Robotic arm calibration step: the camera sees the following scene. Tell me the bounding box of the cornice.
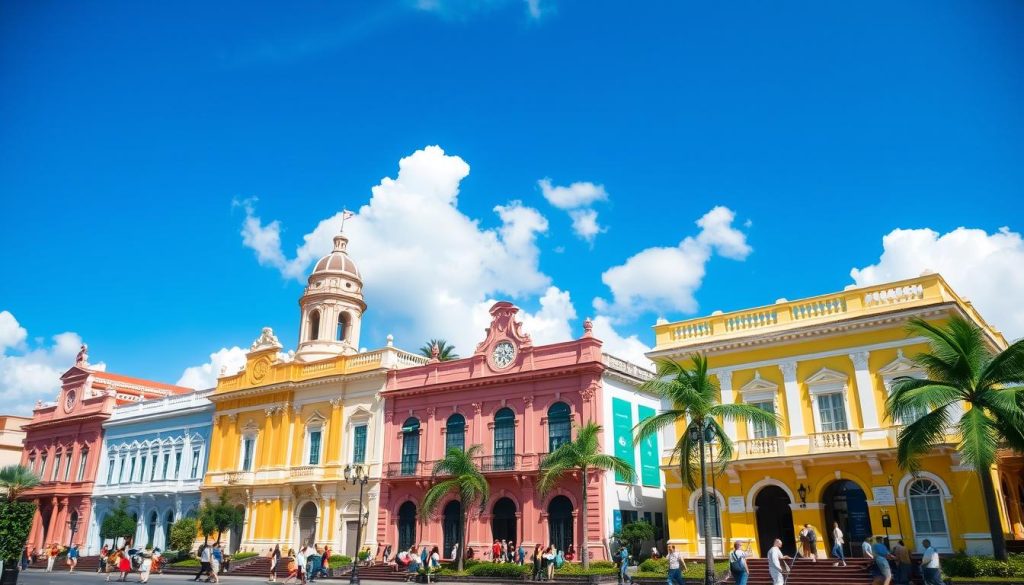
[383,362,605,399]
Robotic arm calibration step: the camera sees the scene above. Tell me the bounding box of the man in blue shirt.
[618,546,632,584]
[871,537,893,585]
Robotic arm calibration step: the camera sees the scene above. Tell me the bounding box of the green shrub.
[554,562,617,576]
[640,557,668,574]
[0,501,36,562]
[168,518,198,552]
[466,562,531,579]
[173,559,201,567]
[329,554,352,566]
[231,551,259,561]
[943,554,1024,578]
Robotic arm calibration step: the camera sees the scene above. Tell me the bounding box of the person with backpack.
[729,541,750,585]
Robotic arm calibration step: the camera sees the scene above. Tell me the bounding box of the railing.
[289,465,324,479]
[479,454,519,472]
[384,454,531,478]
[225,471,254,485]
[109,389,214,420]
[737,436,785,457]
[653,273,1004,349]
[385,461,424,478]
[809,430,859,452]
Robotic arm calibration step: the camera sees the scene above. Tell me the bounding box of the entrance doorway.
[345,521,359,557]
[491,498,517,543]
[547,496,574,553]
[754,486,795,556]
[398,502,417,552]
[823,480,872,557]
[443,501,462,559]
[297,502,318,548]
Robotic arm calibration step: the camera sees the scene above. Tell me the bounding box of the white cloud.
[176,346,248,389]
[594,206,751,317]
[850,226,1024,340]
[0,311,28,352]
[538,178,609,244]
[236,198,288,271]
[590,315,653,368]
[516,286,578,344]
[0,312,106,415]
[538,178,608,210]
[568,209,605,245]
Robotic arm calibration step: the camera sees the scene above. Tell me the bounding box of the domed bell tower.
[295,230,366,362]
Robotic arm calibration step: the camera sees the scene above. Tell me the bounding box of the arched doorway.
[823,480,872,557]
[547,496,574,553]
[147,511,158,547]
[491,498,517,543]
[443,501,462,559]
[907,479,951,552]
[398,502,417,552]
[754,486,795,556]
[164,510,174,549]
[297,502,318,548]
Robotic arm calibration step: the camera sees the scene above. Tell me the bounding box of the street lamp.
[797,484,807,507]
[344,464,369,585]
[67,512,80,551]
[689,421,715,585]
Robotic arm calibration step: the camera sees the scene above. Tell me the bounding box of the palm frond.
[957,405,1000,471]
[896,405,954,472]
[979,337,1024,388]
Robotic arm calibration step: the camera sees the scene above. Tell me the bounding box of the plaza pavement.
[16,571,398,585]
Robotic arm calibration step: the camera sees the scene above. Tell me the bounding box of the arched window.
[308,310,321,341]
[336,313,349,342]
[147,511,158,547]
[401,418,420,476]
[446,414,466,453]
[696,492,722,539]
[164,510,174,547]
[909,479,947,535]
[493,408,515,471]
[547,402,571,452]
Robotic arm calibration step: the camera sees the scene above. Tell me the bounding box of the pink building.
[20,346,190,552]
[377,302,663,562]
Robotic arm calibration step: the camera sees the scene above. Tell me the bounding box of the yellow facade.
[649,273,1020,558]
[202,338,427,555]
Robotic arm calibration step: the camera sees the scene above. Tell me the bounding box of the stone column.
[55,498,69,546]
[850,351,886,440]
[280,495,292,545]
[717,371,737,438]
[779,362,807,445]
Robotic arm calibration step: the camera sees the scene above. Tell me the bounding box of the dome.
[311,234,361,279]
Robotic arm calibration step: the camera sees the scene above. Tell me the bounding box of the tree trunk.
[700,432,714,584]
[458,501,466,572]
[581,464,589,570]
[979,466,1008,560]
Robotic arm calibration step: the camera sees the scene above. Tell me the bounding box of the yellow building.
[649,273,1022,558]
[202,231,427,555]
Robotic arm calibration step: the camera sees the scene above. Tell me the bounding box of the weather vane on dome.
[340,209,355,233]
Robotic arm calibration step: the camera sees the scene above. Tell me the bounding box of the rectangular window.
[129,457,137,482]
[353,426,367,464]
[174,451,182,478]
[308,430,322,465]
[139,457,146,483]
[621,510,639,525]
[117,458,125,483]
[817,394,848,431]
[751,401,778,438]
[162,453,170,480]
[76,451,88,482]
[52,453,62,481]
[40,455,47,479]
[612,398,636,483]
[242,439,254,471]
[191,448,201,478]
[150,455,157,481]
[106,459,115,484]
[637,404,660,488]
[63,453,72,481]
[654,512,665,540]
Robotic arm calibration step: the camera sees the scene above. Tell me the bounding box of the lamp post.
[797,484,807,508]
[690,421,715,585]
[344,464,369,585]
[887,474,904,544]
[67,513,79,551]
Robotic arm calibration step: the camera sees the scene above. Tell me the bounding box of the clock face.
[492,341,516,369]
[64,390,77,413]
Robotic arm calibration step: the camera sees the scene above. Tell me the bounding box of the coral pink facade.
[20,350,190,552]
[377,302,617,561]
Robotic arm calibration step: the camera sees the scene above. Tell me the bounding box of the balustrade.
[809,430,859,452]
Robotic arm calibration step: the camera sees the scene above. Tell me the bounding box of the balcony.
[479,454,520,472]
[809,430,860,453]
[737,436,786,458]
[652,273,1007,351]
[385,454,535,479]
[225,471,254,485]
[289,465,325,480]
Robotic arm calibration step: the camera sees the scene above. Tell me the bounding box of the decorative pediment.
[346,406,372,427]
[305,409,327,425]
[241,419,260,434]
[473,301,533,356]
[805,367,848,396]
[878,349,921,378]
[740,371,778,395]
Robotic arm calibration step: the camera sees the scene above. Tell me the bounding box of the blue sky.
[1,0,1022,412]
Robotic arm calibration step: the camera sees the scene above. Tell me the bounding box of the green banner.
[637,405,660,487]
[612,398,636,483]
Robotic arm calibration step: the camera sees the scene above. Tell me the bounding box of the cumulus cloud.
[590,315,653,368]
[594,206,752,317]
[176,346,249,389]
[538,178,609,244]
[850,226,1024,340]
[0,312,106,415]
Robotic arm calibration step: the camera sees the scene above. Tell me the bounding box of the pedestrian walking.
[768,538,791,585]
[920,540,942,585]
[666,545,686,585]
[269,544,281,582]
[729,541,750,585]
[45,543,58,572]
[831,522,847,566]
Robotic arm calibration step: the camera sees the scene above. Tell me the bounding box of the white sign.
[872,486,896,505]
[728,496,746,513]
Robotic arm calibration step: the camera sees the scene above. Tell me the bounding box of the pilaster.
[717,371,737,438]
[850,351,886,440]
[779,361,807,445]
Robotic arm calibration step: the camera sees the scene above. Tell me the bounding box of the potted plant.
[0,465,41,585]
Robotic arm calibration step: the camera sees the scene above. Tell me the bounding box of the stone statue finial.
[250,327,283,352]
[386,334,394,348]
[428,343,440,364]
[75,344,89,367]
[582,317,594,338]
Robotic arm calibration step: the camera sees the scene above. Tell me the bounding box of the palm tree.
[632,354,779,580]
[419,339,459,361]
[421,445,489,572]
[0,464,40,500]
[538,422,635,570]
[886,316,1024,561]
